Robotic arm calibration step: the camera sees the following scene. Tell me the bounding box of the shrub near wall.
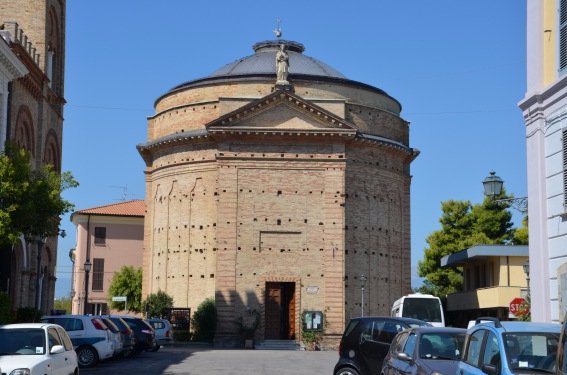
[191,298,216,342]
[0,292,13,324]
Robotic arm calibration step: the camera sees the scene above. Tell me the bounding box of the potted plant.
[235,308,260,349]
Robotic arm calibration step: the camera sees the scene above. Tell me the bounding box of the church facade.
[138,39,417,345]
[0,0,66,314]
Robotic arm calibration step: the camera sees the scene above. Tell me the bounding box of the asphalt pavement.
[81,345,339,375]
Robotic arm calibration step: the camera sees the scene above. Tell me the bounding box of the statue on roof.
[276,44,289,85]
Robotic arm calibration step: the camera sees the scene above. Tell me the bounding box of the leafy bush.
[15,307,41,323]
[0,292,14,324]
[191,298,216,341]
[173,330,192,342]
[143,290,173,318]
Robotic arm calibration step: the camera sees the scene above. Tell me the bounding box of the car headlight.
[10,369,31,375]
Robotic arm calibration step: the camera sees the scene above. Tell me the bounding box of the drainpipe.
[84,215,91,314]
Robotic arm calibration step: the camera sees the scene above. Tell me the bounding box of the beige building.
[70,200,144,315]
[0,0,66,314]
[441,245,529,327]
[137,38,418,346]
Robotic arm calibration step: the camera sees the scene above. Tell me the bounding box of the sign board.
[509,297,528,317]
[112,296,127,302]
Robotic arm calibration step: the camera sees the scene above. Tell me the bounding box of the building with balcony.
[441,245,528,327]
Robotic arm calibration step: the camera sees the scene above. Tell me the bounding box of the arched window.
[43,130,61,172]
[14,106,34,155]
[47,6,61,94]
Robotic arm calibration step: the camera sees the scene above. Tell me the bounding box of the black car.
[99,315,137,357]
[333,316,430,375]
[118,315,157,353]
[381,326,466,375]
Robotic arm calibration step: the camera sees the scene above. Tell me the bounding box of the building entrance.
[265,282,295,340]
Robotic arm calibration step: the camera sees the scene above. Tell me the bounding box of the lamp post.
[83,260,92,314]
[34,236,45,311]
[360,274,368,317]
[482,171,528,213]
[523,259,530,300]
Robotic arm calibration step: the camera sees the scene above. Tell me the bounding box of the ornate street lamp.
[523,259,530,300]
[84,260,92,314]
[360,274,368,317]
[482,171,528,213]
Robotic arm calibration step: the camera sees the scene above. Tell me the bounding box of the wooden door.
[286,283,296,339]
[265,283,281,339]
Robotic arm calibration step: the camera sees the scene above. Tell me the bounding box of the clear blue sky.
[55,1,527,297]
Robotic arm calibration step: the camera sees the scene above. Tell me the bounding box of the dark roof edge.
[154,74,402,113]
[440,244,529,267]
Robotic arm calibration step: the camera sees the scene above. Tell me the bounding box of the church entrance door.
[265,282,295,340]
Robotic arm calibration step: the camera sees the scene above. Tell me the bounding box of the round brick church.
[137,38,417,346]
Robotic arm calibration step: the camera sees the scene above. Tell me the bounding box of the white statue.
[276,44,289,85]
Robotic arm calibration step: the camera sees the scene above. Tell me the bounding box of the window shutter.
[561,0,567,70]
[92,258,104,291]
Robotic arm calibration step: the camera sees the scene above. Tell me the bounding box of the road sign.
[509,297,529,317]
[112,296,127,302]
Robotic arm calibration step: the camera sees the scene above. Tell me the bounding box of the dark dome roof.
[207,40,346,79]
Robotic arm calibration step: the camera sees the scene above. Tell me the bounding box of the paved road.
[81,346,339,375]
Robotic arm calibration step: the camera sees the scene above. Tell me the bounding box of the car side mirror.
[481,363,498,375]
[50,345,65,354]
[397,352,413,362]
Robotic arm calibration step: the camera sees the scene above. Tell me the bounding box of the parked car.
[98,316,123,357]
[381,326,466,375]
[99,315,136,357]
[333,316,431,375]
[41,314,114,368]
[146,318,174,351]
[118,315,157,353]
[458,317,560,375]
[557,312,567,374]
[0,322,79,375]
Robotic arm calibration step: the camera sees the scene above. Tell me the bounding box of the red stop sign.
[509,297,528,316]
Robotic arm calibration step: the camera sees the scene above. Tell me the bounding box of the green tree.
[53,297,72,313]
[108,266,142,312]
[191,298,216,341]
[0,144,78,246]
[417,197,516,297]
[143,290,174,318]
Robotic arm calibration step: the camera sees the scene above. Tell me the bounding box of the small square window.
[94,227,106,245]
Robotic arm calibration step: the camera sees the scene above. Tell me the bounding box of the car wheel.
[77,346,99,368]
[147,343,160,352]
[335,368,360,375]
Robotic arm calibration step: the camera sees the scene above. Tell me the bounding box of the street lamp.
[360,274,368,317]
[83,260,92,314]
[482,171,528,213]
[34,236,46,311]
[523,259,530,300]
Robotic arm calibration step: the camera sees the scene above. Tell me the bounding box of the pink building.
[70,200,144,314]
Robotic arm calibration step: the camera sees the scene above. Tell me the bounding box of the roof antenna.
[273,18,282,39]
[110,185,132,201]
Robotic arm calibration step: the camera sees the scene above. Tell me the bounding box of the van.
[391,293,445,327]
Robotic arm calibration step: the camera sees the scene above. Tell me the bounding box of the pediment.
[206,90,356,135]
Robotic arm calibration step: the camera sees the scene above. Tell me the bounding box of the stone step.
[254,340,300,350]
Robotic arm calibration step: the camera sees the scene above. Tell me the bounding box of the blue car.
[458,317,560,375]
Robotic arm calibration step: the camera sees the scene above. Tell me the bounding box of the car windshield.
[402,298,442,323]
[0,328,46,355]
[419,332,465,360]
[504,332,559,372]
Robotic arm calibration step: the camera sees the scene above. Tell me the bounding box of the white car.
[42,314,114,368]
[0,322,79,375]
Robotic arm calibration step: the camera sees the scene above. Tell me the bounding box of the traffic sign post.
[509,297,529,317]
[112,296,128,312]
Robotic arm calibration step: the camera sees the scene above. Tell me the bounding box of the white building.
[518,0,567,322]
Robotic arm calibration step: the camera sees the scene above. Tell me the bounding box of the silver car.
[146,319,173,351]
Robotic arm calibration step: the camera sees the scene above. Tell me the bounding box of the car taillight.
[338,340,342,353]
[92,319,105,330]
[121,328,131,335]
[165,330,170,337]
[141,329,153,335]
